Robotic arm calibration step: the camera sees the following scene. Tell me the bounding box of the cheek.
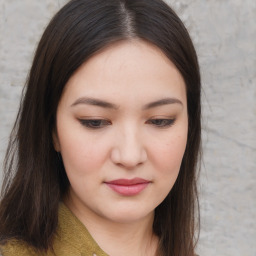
[150,133,187,176]
[145,132,187,207]
[57,128,110,176]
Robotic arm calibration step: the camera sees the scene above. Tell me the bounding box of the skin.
[53,39,188,256]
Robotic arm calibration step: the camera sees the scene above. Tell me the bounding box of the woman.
[0,0,201,255]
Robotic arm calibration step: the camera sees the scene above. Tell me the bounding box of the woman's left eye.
[146,118,175,128]
[78,119,111,129]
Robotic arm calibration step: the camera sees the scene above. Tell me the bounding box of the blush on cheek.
[155,139,185,163]
[63,144,108,176]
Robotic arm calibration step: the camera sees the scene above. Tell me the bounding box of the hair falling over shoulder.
[0,0,201,255]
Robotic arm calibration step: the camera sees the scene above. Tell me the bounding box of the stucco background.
[0,0,255,255]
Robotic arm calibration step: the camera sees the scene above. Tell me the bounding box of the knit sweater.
[0,203,108,256]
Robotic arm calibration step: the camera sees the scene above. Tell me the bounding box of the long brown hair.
[0,0,201,255]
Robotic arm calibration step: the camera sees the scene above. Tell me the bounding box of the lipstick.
[104,178,150,196]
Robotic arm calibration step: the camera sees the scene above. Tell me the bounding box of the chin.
[100,205,155,224]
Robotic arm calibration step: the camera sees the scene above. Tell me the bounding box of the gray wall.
[0,0,255,255]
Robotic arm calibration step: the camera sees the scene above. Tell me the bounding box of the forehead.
[61,39,186,107]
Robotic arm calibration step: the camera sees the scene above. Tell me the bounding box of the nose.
[110,126,147,169]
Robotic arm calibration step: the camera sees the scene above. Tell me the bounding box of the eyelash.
[78,118,176,129]
[78,119,112,129]
[146,118,176,128]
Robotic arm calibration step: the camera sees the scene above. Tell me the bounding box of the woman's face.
[54,40,188,223]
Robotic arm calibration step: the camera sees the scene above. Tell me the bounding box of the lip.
[104,178,150,196]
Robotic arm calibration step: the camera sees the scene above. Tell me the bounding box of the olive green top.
[0,202,108,256]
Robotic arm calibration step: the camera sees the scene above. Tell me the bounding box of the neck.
[91,217,158,256]
[64,195,159,256]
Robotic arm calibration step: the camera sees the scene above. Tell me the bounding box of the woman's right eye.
[78,119,111,129]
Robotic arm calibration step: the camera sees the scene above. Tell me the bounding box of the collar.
[55,202,108,256]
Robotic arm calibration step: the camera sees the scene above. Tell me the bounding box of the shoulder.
[0,240,56,256]
[0,240,42,256]
[0,203,108,256]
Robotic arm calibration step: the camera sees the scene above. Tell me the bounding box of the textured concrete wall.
[0,1,255,255]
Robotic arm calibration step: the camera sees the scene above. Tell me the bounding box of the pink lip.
[104,178,150,196]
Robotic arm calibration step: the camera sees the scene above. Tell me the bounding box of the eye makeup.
[78,119,112,129]
[146,118,176,128]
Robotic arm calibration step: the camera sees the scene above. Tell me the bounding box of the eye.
[146,118,175,128]
[78,119,111,129]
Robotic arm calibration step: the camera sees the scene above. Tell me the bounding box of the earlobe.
[52,130,60,152]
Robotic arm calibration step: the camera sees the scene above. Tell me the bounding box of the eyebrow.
[142,98,183,110]
[71,97,119,109]
[70,97,183,110]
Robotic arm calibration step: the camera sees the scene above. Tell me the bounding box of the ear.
[52,130,60,152]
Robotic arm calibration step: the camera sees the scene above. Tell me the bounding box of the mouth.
[104,178,151,196]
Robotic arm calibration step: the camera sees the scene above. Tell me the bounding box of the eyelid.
[146,117,176,128]
[78,118,112,129]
